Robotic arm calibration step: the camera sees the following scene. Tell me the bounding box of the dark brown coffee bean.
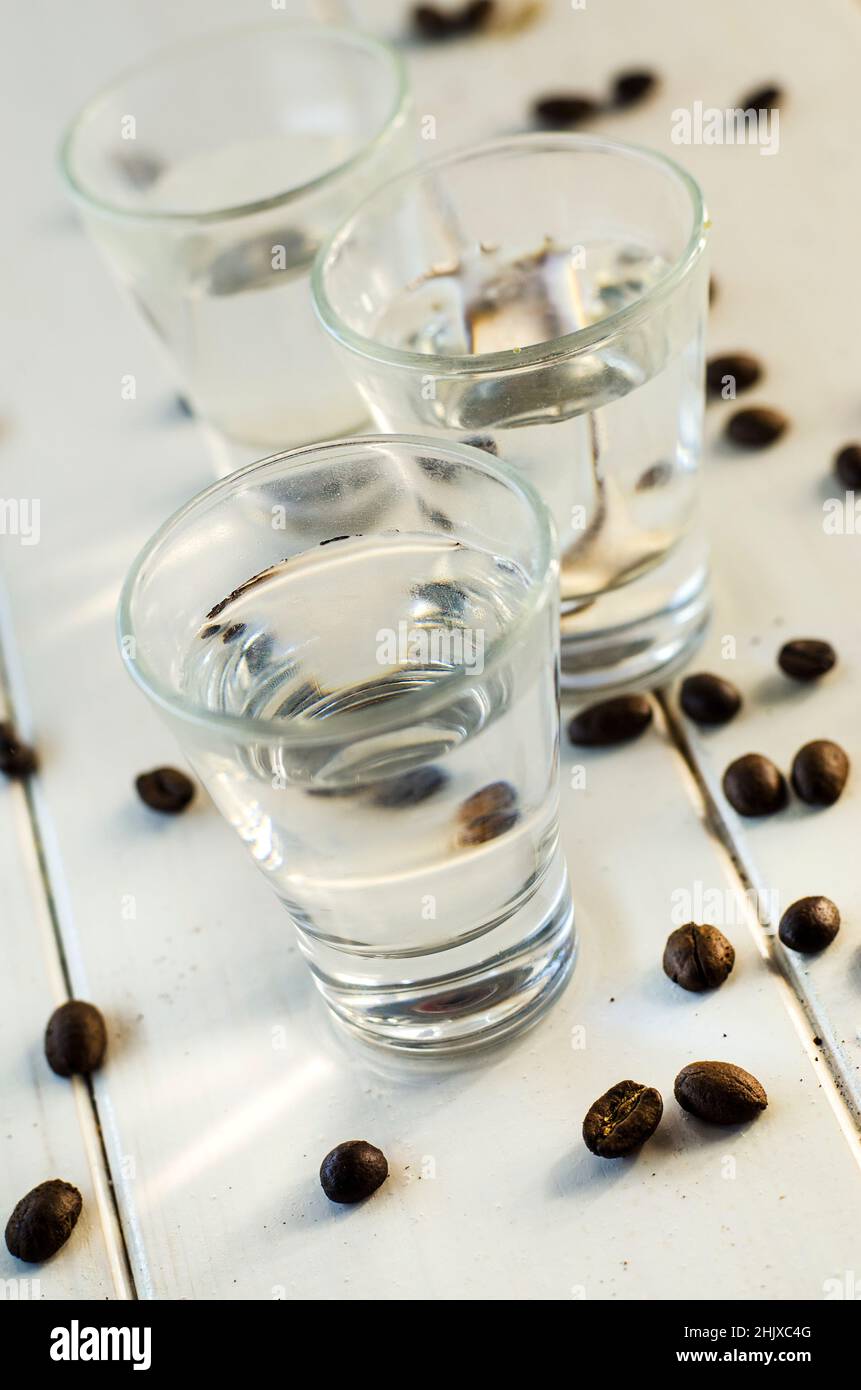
[611,70,658,108]
[679,672,742,726]
[135,766,195,814]
[635,460,673,490]
[778,895,840,953]
[461,434,498,455]
[457,808,519,846]
[722,753,787,817]
[568,694,653,748]
[0,722,37,779]
[663,923,735,992]
[413,0,493,39]
[532,94,601,128]
[5,1180,82,1263]
[372,766,447,808]
[582,1080,663,1158]
[706,353,762,398]
[674,1061,767,1125]
[320,1140,388,1204]
[458,781,517,824]
[738,84,782,113]
[791,739,849,806]
[778,638,836,681]
[835,443,861,488]
[45,1001,107,1078]
[725,406,787,448]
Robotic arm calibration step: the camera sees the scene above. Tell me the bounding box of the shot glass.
[312,134,710,690]
[119,436,574,1052]
[60,23,412,451]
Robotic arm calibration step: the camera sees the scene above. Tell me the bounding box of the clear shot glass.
[60,23,412,451]
[119,436,574,1052]
[312,134,710,690]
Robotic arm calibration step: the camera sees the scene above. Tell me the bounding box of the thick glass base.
[560,540,710,693]
[296,852,575,1054]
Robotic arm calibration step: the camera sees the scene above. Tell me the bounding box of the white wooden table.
[3,0,861,1300]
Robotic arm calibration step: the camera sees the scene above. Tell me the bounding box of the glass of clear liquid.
[119,436,574,1052]
[312,134,710,690]
[60,23,412,454]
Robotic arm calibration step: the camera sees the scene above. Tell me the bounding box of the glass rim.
[311,131,709,376]
[117,434,557,747]
[58,21,410,226]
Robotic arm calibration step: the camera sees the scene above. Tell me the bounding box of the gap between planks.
[0,585,138,1300]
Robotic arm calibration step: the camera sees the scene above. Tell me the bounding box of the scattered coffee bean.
[778,638,836,681]
[568,694,653,747]
[662,923,735,992]
[582,1079,663,1158]
[791,739,849,807]
[835,443,861,489]
[0,722,37,779]
[778,895,840,953]
[319,1140,388,1204]
[722,753,787,817]
[372,766,447,808]
[461,434,498,455]
[458,781,517,823]
[610,70,658,108]
[635,460,673,490]
[725,406,787,448]
[45,1001,107,1078]
[135,766,195,814]
[738,84,782,113]
[5,1180,82,1263]
[706,352,762,398]
[674,1061,767,1125]
[532,94,601,128]
[413,0,493,40]
[457,808,519,846]
[679,672,742,726]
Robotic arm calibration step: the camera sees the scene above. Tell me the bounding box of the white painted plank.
[2,0,861,1300]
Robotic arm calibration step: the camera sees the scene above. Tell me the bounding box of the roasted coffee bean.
[582,1079,663,1158]
[458,780,517,824]
[835,443,861,488]
[791,739,849,806]
[532,94,601,128]
[135,766,195,814]
[663,923,735,992]
[722,753,787,817]
[679,672,742,726]
[0,722,37,779]
[674,1061,767,1125]
[778,638,836,681]
[45,1001,107,1078]
[635,460,673,490]
[611,70,658,108]
[457,808,519,846]
[706,353,762,398]
[413,0,493,39]
[725,406,787,448]
[5,1180,82,1263]
[461,433,498,455]
[568,694,653,747]
[738,84,782,113]
[319,1140,388,1204]
[372,766,447,808]
[778,895,840,953]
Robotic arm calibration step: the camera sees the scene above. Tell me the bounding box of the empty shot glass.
[119,436,574,1052]
[60,23,412,451]
[312,134,711,690]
